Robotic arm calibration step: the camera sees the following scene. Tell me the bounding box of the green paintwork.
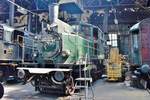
[61,33,94,64]
[35,22,106,64]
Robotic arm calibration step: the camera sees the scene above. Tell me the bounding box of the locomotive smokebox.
[49,3,59,24]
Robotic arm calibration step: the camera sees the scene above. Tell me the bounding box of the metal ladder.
[72,54,95,100]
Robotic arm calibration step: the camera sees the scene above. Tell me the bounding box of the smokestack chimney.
[49,3,59,24]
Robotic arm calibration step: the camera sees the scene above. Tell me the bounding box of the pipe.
[48,3,59,24]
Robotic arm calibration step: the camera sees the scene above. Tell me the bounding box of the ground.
[2,80,150,100]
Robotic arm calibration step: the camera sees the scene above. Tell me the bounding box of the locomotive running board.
[17,67,72,74]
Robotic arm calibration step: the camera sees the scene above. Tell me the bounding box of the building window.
[109,33,117,47]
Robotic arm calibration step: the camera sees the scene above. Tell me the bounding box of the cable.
[109,2,120,47]
[7,0,47,34]
[7,0,39,16]
[111,2,120,35]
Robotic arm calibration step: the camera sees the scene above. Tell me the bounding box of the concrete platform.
[92,80,149,100]
[2,80,150,100]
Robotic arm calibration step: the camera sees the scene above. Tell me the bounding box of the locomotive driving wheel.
[0,83,4,99]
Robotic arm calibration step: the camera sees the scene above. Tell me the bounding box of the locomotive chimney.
[48,3,59,24]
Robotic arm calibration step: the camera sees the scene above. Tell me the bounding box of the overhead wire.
[6,0,44,34]
[7,0,39,16]
[109,1,120,47]
[110,2,120,35]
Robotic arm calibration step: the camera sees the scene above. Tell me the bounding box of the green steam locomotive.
[17,20,107,95]
[17,4,107,95]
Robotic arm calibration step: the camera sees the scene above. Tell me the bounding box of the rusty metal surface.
[140,19,150,65]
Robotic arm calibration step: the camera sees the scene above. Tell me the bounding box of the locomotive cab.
[0,24,24,82]
[0,24,24,62]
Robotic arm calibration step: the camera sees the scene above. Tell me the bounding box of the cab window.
[4,30,12,43]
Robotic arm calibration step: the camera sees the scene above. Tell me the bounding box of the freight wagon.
[129,18,150,89]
